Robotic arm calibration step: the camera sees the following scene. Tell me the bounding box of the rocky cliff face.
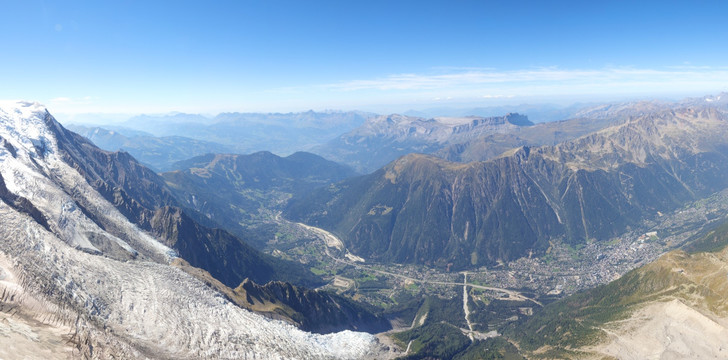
[0,171,49,231]
[436,115,622,163]
[286,107,728,269]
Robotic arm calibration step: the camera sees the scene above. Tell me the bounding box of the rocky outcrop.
[149,206,280,287]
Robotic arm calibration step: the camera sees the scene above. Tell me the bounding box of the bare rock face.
[0,172,49,230]
[287,106,728,269]
[149,206,278,287]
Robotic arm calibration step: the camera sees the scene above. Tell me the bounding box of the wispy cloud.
[47,96,98,113]
[322,66,728,96]
[49,96,94,105]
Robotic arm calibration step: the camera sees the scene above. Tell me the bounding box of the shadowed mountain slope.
[44,109,318,287]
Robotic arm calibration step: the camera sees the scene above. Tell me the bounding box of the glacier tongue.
[0,101,384,359]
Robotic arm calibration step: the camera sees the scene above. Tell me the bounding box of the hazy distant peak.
[368,113,416,123]
[503,112,534,126]
[699,92,727,104]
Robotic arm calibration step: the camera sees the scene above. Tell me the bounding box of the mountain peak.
[0,100,46,116]
[0,101,58,159]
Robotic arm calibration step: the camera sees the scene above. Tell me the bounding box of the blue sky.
[2,0,728,115]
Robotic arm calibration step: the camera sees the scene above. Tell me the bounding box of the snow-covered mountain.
[0,101,386,359]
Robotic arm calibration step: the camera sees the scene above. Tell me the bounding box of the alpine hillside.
[286,105,728,269]
[509,218,728,359]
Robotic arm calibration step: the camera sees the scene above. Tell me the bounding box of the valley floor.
[285,187,728,304]
[268,187,728,358]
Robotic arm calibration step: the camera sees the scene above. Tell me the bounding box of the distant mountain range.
[68,110,373,159]
[65,125,234,171]
[65,110,372,172]
[312,93,728,173]
[67,95,728,177]
[313,113,535,173]
[403,102,584,123]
